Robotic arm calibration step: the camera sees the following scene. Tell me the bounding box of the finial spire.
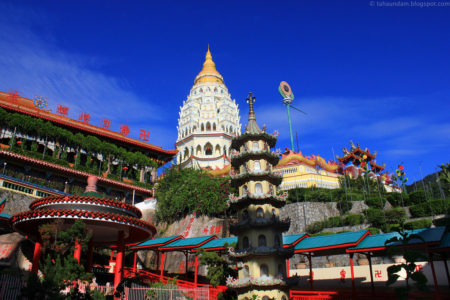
[246,92,256,121]
[194,46,224,85]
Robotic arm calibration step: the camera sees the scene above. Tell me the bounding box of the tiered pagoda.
[337,141,386,178]
[227,93,293,300]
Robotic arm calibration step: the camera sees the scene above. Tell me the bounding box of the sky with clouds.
[0,1,449,181]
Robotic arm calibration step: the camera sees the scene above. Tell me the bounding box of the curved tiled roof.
[30,195,142,218]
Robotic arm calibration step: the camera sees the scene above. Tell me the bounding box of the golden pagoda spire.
[194,46,224,85]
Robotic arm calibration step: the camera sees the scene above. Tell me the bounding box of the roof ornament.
[246,92,256,121]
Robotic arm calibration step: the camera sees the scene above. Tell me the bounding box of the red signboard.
[57,105,69,116]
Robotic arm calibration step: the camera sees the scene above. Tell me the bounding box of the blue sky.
[0,1,449,181]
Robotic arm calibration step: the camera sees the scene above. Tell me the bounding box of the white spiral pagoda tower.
[175,47,241,170]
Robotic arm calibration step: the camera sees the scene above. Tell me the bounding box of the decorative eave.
[230,170,282,187]
[229,217,290,235]
[274,149,340,173]
[231,132,277,150]
[175,133,234,146]
[30,195,143,218]
[228,246,293,260]
[227,193,287,209]
[231,150,280,168]
[0,150,153,195]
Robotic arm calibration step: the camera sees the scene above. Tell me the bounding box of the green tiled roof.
[133,236,181,248]
[348,227,445,251]
[433,232,450,249]
[295,230,368,251]
[160,235,216,249]
[0,212,11,219]
[283,233,307,246]
[197,237,238,249]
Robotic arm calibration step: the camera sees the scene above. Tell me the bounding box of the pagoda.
[227,93,292,300]
[337,140,386,178]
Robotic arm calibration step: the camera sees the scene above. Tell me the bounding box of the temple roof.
[194,46,224,85]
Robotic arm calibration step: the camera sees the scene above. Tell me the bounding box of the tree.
[21,220,104,300]
[385,224,428,299]
[155,167,232,222]
[196,248,236,287]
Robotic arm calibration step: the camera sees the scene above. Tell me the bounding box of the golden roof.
[194,46,224,85]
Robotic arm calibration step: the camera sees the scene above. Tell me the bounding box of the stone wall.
[280,201,369,235]
[0,190,35,215]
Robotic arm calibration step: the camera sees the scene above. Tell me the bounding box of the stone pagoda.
[227,93,293,300]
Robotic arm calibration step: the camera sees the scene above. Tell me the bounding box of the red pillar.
[31,241,42,274]
[308,253,313,290]
[286,258,290,278]
[349,253,355,295]
[367,253,374,294]
[185,251,188,275]
[133,251,138,274]
[114,231,125,294]
[86,239,94,272]
[194,255,199,286]
[74,240,82,263]
[160,252,166,280]
[428,252,440,295]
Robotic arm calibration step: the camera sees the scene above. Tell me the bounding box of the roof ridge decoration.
[245,92,261,134]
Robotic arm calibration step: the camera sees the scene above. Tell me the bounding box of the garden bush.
[433,217,450,230]
[385,207,406,224]
[306,221,325,234]
[325,216,343,228]
[386,192,407,207]
[367,227,380,234]
[343,214,365,226]
[404,219,432,230]
[337,199,352,214]
[409,199,449,218]
[365,196,386,209]
[407,190,426,205]
[366,208,386,227]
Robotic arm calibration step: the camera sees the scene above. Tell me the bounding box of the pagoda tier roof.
[175,133,234,147]
[231,150,280,168]
[229,217,290,235]
[230,170,283,187]
[0,92,177,165]
[228,192,287,209]
[337,141,377,164]
[347,227,445,254]
[231,131,277,150]
[0,150,153,195]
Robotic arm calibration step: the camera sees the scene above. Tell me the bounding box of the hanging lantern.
[16,141,22,145]
[123,166,128,171]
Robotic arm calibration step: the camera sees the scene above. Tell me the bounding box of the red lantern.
[398,165,404,170]
[123,166,128,171]
[16,141,22,145]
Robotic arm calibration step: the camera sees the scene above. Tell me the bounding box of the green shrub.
[306,221,325,234]
[365,196,386,209]
[325,216,343,228]
[433,217,450,230]
[366,208,386,227]
[409,199,449,218]
[404,219,432,230]
[367,227,380,234]
[337,199,352,214]
[382,223,401,233]
[385,207,406,224]
[386,192,406,207]
[343,214,365,226]
[407,190,426,205]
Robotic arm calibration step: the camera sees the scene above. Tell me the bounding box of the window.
[206,122,211,131]
[262,297,269,300]
[242,209,249,219]
[243,236,249,248]
[243,265,249,277]
[243,185,248,194]
[255,183,263,194]
[256,207,264,218]
[254,161,261,170]
[204,143,213,155]
[260,264,268,276]
[252,141,259,150]
[201,124,204,131]
[258,234,266,247]
[213,123,216,131]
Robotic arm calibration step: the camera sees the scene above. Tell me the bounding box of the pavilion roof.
[283,233,308,247]
[294,230,369,254]
[132,235,183,250]
[347,227,445,253]
[0,212,11,220]
[430,232,450,252]
[195,236,238,251]
[159,235,217,251]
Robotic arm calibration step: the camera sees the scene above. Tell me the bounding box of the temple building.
[227,93,293,299]
[274,149,341,190]
[175,47,241,170]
